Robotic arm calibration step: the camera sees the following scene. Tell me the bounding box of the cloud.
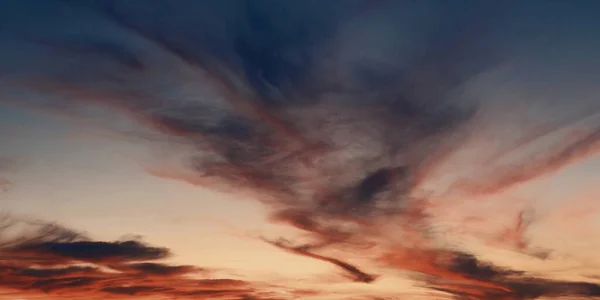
[107,262,200,277]
[0,1,484,282]
[13,240,170,265]
[1,1,600,299]
[0,214,279,299]
[453,126,600,196]
[263,237,377,283]
[382,246,600,299]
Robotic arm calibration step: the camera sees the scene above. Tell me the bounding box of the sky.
[1,0,600,299]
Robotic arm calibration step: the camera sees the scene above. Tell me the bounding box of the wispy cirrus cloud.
[1,1,600,299]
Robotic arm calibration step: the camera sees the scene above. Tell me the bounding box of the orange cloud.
[0,215,288,300]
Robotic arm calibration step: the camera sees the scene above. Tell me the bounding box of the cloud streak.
[263,237,378,283]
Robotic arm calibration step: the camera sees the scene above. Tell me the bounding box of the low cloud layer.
[0,214,285,299]
[1,0,600,299]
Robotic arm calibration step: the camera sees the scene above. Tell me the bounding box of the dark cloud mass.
[0,215,277,299]
[15,240,170,264]
[1,0,600,299]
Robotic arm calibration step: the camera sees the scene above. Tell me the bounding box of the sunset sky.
[1,1,600,299]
